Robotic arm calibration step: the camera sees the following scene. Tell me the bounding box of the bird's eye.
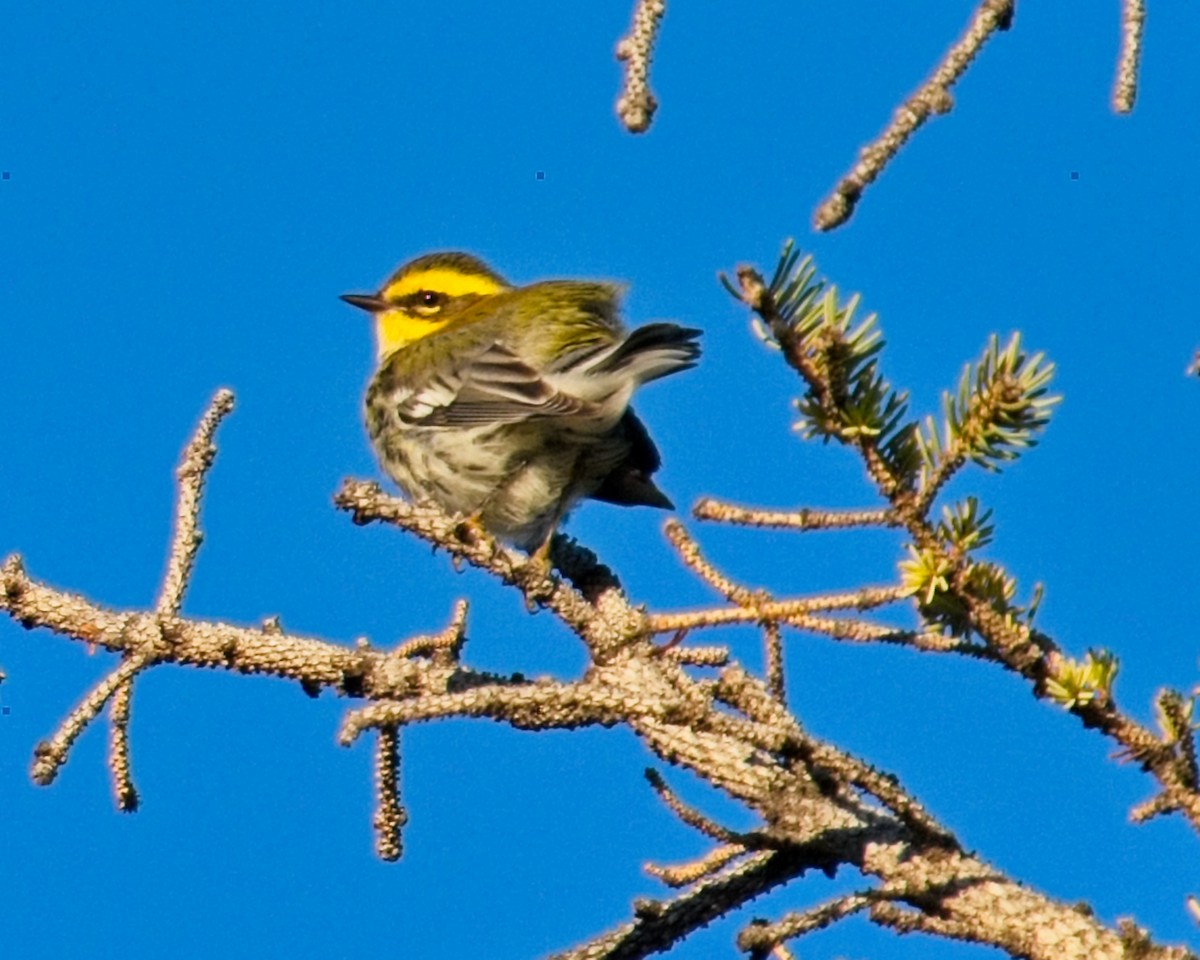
[403,289,448,318]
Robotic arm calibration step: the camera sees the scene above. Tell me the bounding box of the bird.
[341,251,701,559]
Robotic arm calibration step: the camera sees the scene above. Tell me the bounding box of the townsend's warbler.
[341,252,701,556]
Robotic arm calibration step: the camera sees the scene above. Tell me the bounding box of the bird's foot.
[452,510,491,546]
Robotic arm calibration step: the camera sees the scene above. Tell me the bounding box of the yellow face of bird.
[341,253,512,361]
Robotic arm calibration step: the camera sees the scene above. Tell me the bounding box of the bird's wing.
[396,341,593,427]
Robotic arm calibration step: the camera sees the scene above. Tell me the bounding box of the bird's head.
[341,252,511,360]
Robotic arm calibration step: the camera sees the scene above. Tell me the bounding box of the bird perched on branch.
[342,252,701,559]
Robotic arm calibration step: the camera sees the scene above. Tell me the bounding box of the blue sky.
[3,2,1199,958]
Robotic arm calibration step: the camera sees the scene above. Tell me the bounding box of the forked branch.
[5,249,1196,958]
[720,242,1200,841]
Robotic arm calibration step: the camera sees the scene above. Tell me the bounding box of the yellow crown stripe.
[384,267,508,301]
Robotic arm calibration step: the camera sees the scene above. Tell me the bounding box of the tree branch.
[727,247,1200,842]
[7,284,1197,958]
[1113,0,1146,113]
[615,0,666,133]
[814,0,1015,230]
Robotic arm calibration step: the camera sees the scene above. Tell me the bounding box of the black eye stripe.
[395,290,446,311]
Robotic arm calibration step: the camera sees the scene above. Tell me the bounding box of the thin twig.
[646,586,909,634]
[763,621,785,703]
[615,0,666,133]
[914,443,968,518]
[804,740,957,843]
[712,665,804,736]
[1113,0,1146,113]
[108,677,139,811]
[814,0,1015,230]
[392,599,469,665]
[548,851,802,960]
[373,725,407,861]
[664,519,759,605]
[32,654,150,786]
[644,768,742,843]
[657,644,730,667]
[645,843,747,888]
[157,389,236,615]
[694,498,894,531]
[1130,791,1176,823]
[338,680,629,745]
[738,891,875,953]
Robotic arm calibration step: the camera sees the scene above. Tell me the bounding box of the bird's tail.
[588,322,702,385]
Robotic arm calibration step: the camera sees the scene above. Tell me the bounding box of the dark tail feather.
[590,409,675,509]
[592,323,702,385]
[591,469,674,509]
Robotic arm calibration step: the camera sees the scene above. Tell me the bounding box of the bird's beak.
[340,293,390,313]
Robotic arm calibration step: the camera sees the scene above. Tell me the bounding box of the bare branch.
[664,519,823,693]
[31,653,150,786]
[646,586,909,635]
[1131,791,1177,824]
[338,679,629,744]
[0,554,508,706]
[157,389,235,616]
[393,599,469,665]
[732,248,1200,839]
[549,851,802,960]
[645,843,747,888]
[8,366,1198,959]
[657,643,730,667]
[1113,0,1146,113]
[695,498,894,531]
[373,725,406,861]
[814,0,1015,231]
[615,0,666,133]
[803,740,956,844]
[644,768,743,844]
[763,620,785,703]
[664,519,759,606]
[334,482,644,660]
[738,890,874,954]
[108,677,139,812]
[710,665,803,736]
